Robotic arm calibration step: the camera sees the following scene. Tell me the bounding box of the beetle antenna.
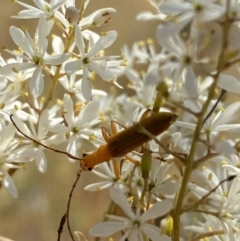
[9,115,85,241]
[10,114,81,162]
[57,167,84,241]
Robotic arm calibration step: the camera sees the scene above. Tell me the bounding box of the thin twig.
[193,153,220,168]
[188,230,224,241]
[202,89,226,127]
[181,175,236,213]
[166,100,199,117]
[224,56,240,69]
[136,124,187,164]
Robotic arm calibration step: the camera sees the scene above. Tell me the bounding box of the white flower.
[65,25,120,100]
[11,110,54,173]
[84,161,130,191]
[184,214,224,240]
[178,76,213,113]
[125,67,157,108]
[176,102,240,141]
[0,120,22,198]
[0,56,33,84]
[120,44,139,71]
[137,0,166,22]
[0,73,32,122]
[159,0,224,30]
[156,31,199,98]
[12,0,68,26]
[58,72,107,100]
[0,18,69,96]
[48,94,101,159]
[89,187,172,241]
[223,154,240,175]
[150,160,179,198]
[188,167,240,240]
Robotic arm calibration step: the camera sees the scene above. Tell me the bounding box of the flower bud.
[141,149,152,179]
[65,6,79,25]
[161,216,173,236]
[152,92,163,113]
[93,8,116,27]
[156,80,169,98]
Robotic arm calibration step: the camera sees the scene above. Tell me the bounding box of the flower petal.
[87,31,118,57]
[184,66,198,98]
[142,223,170,241]
[89,221,129,237]
[88,62,115,81]
[76,99,100,126]
[30,66,44,97]
[84,181,113,191]
[81,77,92,101]
[65,60,82,75]
[75,25,86,59]
[44,53,70,65]
[1,169,18,198]
[10,26,36,57]
[51,0,67,13]
[35,149,47,173]
[109,187,135,220]
[0,63,35,76]
[63,94,75,126]
[141,200,172,222]
[218,74,240,94]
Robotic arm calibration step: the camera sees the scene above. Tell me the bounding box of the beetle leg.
[112,158,121,178]
[101,127,111,142]
[125,155,141,166]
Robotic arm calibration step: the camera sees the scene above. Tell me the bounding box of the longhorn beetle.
[80,111,178,170]
[10,112,178,170]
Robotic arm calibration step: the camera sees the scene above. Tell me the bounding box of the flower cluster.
[2,0,240,241]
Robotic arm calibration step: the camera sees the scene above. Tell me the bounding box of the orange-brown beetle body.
[82,112,178,170]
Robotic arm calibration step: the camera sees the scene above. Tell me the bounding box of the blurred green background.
[0,1,159,241]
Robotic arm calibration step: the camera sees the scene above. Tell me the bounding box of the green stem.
[40,26,75,113]
[146,191,152,210]
[172,2,232,240]
[140,178,148,205]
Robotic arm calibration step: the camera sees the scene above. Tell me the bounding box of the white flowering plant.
[2,0,240,241]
